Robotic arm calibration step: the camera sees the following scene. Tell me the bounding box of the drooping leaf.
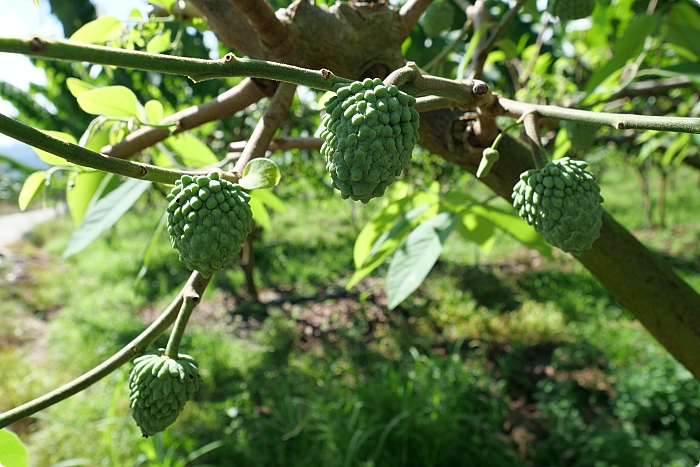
[250,188,286,213]
[248,192,271,231]
[239,158,281,190]
[144,100,164,124]
[0,429,28,467]
[31,131,77,166]
[66,171,108,226]
[63,178,151,257]
[385,212,458,310]
[146,29,172,54]
[69,16,122,44]
[457,210,496,253]
[66,78,95,98]
[353,197,411,269]
[471,204,553,259]
[77,86,140,118]
[165,132,219,168]
[346,204,431,290]
[135,211,169,285]
[18,171,46,211]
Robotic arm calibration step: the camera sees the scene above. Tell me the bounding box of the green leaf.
[146,29,172,54]
[135,211,168,286]
[31,131,77,166]
[66,78,95,98]
[84,121,115,152]
[471,204,553,259]
[661,133,690,166]
[77,86,140,117]
[346,204,431,290]
[0,429,28,467]
[585,14,657,91]
[250,188,286,213]
[165,133,219,168]
[353,198,411,269]
[248,193,271,231]
[69,16,122,44]
[239,158,281,190]
[144,100,164,124]
[457,211,496,253]
[18,171,46,211]
[63,179,151,257]
[66,171,108,226]
[385,212,458,310]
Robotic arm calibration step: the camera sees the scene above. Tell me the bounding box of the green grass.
[2,163,700,466]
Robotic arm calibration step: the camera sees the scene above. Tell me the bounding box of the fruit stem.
[164,275,209,359]
[523,113,548,169]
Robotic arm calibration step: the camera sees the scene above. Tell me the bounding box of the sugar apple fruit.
[420,1,455,37]
[166,171,252,277]
[547,0,595,21]
[512,157,604,255]
[565,121,598,151]
[320,78,420,203]
[128,351,201,437]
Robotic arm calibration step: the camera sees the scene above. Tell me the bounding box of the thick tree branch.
[0,272,211,429]
[418,109,700,379]
[227,0,288,49]
[228,136,324,152]
[232,82,297,177]
[103,78,269,159]
[399,0,433,40]
[188,0,265,58]
[0,113,186,185]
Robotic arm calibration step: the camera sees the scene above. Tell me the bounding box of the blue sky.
[0,0,149,159]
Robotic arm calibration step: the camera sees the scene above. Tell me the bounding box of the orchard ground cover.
[1,161,700,466]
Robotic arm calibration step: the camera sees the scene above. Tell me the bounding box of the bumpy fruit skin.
[420,1,455,37]
[128,352,201,437]
[512,157,604,255]
[320,78,420,203]
[548,0,595,20]
[166,171,252,277]
[565,121,598,151]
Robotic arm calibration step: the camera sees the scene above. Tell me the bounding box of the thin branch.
[499,97,700,134]
[228,136,324,152]
[232,82,297,177]
[520,12,549,85]
[399,0,434,40]
[0,37,351,88]
[188,0,265,58]
[227,0,288,48]
[0,113,187,184]
[605,77,694,102]
[476,0,528,69]
[465,0,490,78]
[103,78,268,159]
[0,272,211,429]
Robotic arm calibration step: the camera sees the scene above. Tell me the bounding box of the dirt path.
[0,205,65,248]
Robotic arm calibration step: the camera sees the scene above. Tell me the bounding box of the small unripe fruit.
[320,78,420,203]
[512,157,604,255]
[547,0,595,21]
[477,148,500,178]
[420,1,455,37]
[128,352,201,437]
[166,171,252,277]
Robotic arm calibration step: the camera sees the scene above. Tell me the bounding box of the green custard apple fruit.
[512,157,604,255]
[320,78,420,203]
[166,171,252,277]
[128,351,201,437]
[420,1,456,37]
[548,0,595,21]
[565,121,598,152]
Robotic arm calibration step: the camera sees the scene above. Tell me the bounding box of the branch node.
[616,122,625,130]
[223,52,238,62]
[473,81,489,96]
[321,68,331,80]
[30,36,45,52]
